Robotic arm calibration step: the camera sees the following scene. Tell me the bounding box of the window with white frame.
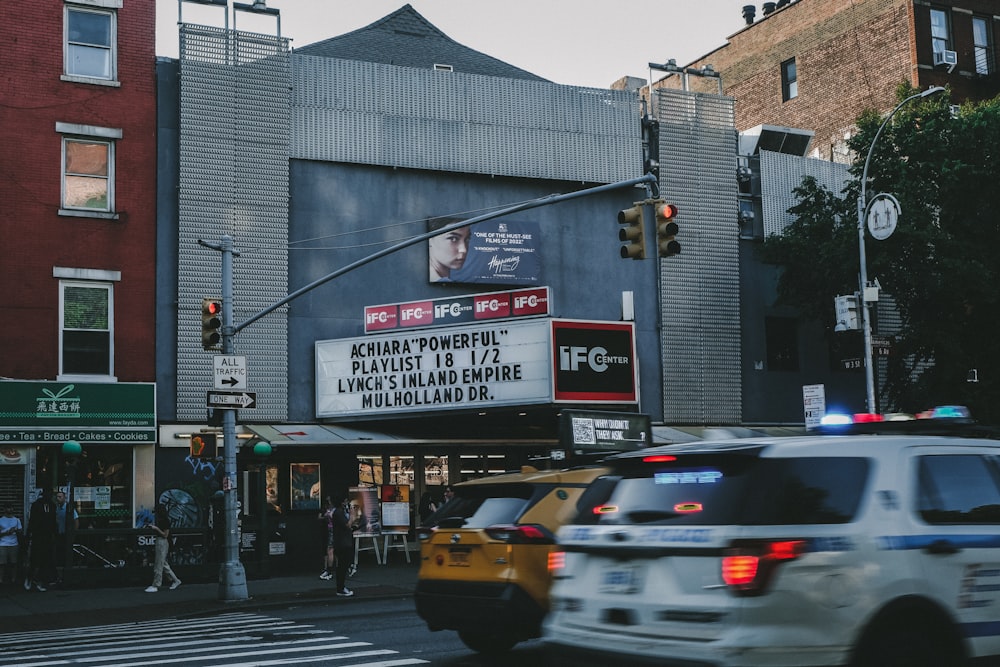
[57,122,121,216]
[973,16,993,76]
[60,281,113,377]
[930,8,952,56]
[65,3,117,81]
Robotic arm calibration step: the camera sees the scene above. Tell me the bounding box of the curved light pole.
[857,86,945,413]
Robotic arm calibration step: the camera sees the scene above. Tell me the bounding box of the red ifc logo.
[474,295,511,319]
[399,302,434,327]
[511,288,548,316]
[365,306,397,332]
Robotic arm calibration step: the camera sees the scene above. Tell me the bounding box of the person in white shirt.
[0,505,23,587]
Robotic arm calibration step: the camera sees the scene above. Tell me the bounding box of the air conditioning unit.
[933,50,957,67]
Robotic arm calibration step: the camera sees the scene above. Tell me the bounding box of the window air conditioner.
[933,50,957,67]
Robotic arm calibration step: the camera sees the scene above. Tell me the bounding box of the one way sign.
[207,391,257,409]
[213,355,248,390]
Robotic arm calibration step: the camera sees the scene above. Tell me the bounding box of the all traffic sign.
[213,355,248,390]
[207,391,257,409]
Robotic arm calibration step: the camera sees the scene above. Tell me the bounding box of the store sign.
[560,409,651,453]
[317,319,552,418]
[316,318,638,418]
[364,286,550,333]
[552,320,638,403]
[0,381,156,444]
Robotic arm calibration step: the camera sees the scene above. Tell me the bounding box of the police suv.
[543,419,1000,666]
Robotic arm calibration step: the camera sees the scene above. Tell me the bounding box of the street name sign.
[213,355,248,390]
[207,391,257,409]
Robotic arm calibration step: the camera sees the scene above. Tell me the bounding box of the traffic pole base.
[218,561,249,601]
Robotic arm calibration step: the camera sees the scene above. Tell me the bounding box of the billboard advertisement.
[552,320,638,403]
[428,219,541,285]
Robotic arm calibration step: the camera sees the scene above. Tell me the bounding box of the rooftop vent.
[742,4,756,24]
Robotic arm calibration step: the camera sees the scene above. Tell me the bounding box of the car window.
[575,455,869,526]
[427,483,534,528]
[918,455,1000,524]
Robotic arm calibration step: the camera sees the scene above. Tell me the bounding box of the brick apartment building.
[655,0,999,161]
[0,1,158,533]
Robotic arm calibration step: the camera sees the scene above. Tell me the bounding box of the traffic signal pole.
[198,235,247,601]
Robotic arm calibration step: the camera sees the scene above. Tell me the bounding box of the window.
[781,58,797,101]
[60,281,113,378]
[973,17,994,76]
[57,122,121,216]
[918,455,1000,524]
[765,316,799,371]
[930,8,952,56]
[62,138,112,211]
[65,4,117,81]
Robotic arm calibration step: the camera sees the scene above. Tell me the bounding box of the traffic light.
[190,433,216,458]
[201,297,223,350]
[654,201,680,257]
[618,204,646,260]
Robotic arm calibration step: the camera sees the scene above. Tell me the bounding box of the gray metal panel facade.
[760,150,849,237]
[176,25,291,421]
[290,55,642,184]
[657,89,741,424]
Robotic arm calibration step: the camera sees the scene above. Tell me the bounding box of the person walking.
[145,504,181,592]
[331,492,355,597]
[0,505,22,587]
[318,497,335,581]
[25,490,57,592]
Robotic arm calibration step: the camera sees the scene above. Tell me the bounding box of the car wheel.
[457,630,518,654]
[852,618,963,667]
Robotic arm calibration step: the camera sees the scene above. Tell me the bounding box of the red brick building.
[0,1,157,521]
[655,0,999,161]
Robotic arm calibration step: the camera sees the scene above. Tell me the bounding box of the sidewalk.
[0,556,420,632]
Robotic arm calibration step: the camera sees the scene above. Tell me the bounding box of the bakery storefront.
[0,380,156,582]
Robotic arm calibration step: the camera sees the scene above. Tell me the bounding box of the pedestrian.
[331,492,355,597]
[318,496,335,580]
[417,491,438,524]
[0,505,22,587]
[442,485,455,505]
[25,490,57,592]
[145,504,181,592]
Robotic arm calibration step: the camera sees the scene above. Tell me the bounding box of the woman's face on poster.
[429,227,470,279]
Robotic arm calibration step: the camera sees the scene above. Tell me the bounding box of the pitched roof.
[294,4,549,82]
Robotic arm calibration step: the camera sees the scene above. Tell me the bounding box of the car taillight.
[721,539,806,596]
[484,524,555,544]
[416,527,436,542]
[548,550,566,572]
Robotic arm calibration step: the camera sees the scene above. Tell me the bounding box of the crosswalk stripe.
[0,613,429,667]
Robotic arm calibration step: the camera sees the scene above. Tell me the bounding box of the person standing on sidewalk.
[331,492,355,597]
[54,491,78,583]
[25,490,57,592]
[318,497,335,581]
[0,505,22,587]
[145,504,181,593]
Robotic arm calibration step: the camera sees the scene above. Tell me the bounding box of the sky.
[156,0,754,89]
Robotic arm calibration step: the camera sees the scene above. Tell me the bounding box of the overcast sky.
[156,0,754,89]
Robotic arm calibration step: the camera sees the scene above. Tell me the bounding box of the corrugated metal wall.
[290,55,642,184]
[656,89,741,424]
[176,25,291,421]
[760,150,849,237]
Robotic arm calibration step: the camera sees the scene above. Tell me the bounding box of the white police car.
[543,419,1000,666]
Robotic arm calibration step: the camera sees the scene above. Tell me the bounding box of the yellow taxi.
[414,465,607,654]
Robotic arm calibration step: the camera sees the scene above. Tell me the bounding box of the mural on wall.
[143,449,223,530]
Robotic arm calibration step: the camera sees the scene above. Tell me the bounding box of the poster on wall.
[291,463,320,510]
[380,484,410,533]
[349,486,382,536]
[428,218,541,285]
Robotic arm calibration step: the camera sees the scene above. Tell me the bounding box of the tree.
[758,84,1000,422]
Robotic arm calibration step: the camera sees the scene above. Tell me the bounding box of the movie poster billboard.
[428,218,540,286]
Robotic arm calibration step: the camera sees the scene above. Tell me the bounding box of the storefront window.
[44,445,133,528]
[358,456,383,485]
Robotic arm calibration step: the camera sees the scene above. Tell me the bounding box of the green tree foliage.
[758,84,1000,422]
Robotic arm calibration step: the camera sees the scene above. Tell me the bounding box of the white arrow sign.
[213,355,248,390]
[207,391,257,409]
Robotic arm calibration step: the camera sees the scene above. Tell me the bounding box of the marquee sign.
[315,318,637,419]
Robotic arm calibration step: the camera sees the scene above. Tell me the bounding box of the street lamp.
[856,86,945,413]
